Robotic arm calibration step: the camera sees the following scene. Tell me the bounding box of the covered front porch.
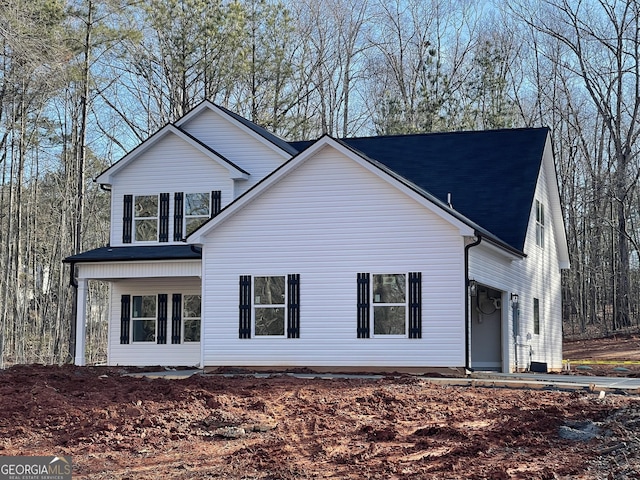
[64,245,202,366]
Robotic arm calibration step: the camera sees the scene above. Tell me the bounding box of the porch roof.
[63,245,201,264]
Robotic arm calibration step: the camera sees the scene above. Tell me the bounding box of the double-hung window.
[535,200,545,248]
[238,274,300,339]
[132,295,156,342]
[373,274,407,336]
[174,191,221,240]
[185,193,211,236]
[134,195,159,242]
[183,294,201,342]
[357,272,421,339]
[254,276,286,336]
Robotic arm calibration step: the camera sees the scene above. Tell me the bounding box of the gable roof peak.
[176,100,298,157]
[94,123,249,185]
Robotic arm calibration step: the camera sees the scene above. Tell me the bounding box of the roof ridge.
[341,126,549,142]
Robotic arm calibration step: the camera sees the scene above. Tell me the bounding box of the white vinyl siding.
[201,146,466,368]
[179,107,288,195]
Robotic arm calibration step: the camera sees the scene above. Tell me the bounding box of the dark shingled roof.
[63,245,201,263]
[289,127,549,252]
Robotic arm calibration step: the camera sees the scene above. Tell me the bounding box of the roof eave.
[478,234,526,261]
[63,245,202,264]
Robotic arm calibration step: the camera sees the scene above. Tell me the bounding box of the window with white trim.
[535,200,545,248]
[372,273,407,336]
[254,276,286,336]
[132,295,156,342]
[134,195,158,242]
[185,193,210,236]
[183,294,201,342]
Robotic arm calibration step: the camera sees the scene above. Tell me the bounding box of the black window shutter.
[157,294,168,344]
[212,190,222,217]
[287,274,300,338]
[120,295,130,344]
[159,193,170,242]
[174,192,184,241]
[357,273,370,338]
[239,275,251,338]
[408,272,422,339]
[123,195,133,243]
[172,294,182,344]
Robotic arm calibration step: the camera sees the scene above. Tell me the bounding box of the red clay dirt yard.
[1,336,639,479]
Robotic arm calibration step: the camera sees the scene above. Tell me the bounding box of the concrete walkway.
[467,371,640,394]
[125,369,640,394]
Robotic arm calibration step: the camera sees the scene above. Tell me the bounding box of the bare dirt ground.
[1,337,639,479]
[564,334,640,362]
[563,333,640,377]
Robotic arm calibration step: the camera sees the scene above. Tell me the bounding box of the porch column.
[75,278,88,366]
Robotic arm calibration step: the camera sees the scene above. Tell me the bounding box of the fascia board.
[75,259,201,280]
[543,134,570,269]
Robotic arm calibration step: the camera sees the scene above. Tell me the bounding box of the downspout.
[464,232,482,372]
[69,260,78,288]
[68,260,78,363]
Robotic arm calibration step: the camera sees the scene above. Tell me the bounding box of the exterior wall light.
[511,293,519,306]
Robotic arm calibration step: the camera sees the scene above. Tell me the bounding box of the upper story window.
[123,191,222,244]
[535,199,545,248]
[185,193,211,236]
[173,191,221,241]
[134,195,158,242]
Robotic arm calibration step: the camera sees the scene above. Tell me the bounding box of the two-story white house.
[65,101,569,373]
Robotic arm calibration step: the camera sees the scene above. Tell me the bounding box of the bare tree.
[510,0,640,333]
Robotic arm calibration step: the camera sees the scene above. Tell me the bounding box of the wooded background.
[1,0,639,365]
